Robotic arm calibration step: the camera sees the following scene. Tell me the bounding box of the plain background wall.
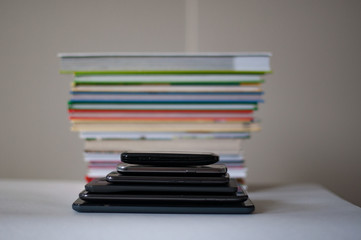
[0,0,360,206]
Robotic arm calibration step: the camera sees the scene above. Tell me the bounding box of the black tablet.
[106,171,229,185]
[79,187,248,203]
[72,197,255,214]
[86,178,238,193]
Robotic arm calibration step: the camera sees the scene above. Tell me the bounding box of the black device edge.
[85,178,239,193]
[106,171,230,185]
[117,163,227,176]
[120,151,219,166]
[72,197,255,214]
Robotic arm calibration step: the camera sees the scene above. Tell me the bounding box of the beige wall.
[0,0,360,206]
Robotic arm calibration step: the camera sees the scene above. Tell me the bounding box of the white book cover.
[59,52,271,72]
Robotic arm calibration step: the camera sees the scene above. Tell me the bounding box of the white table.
[0,179,360,240]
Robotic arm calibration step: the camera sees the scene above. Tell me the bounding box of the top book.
[58,52,271,74]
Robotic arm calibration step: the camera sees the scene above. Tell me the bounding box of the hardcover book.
[59,52,271,73]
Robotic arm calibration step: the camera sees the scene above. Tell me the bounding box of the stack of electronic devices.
[72,152,255,214]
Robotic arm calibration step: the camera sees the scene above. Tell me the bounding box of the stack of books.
[59,52,271,184]
[72,152,255,214]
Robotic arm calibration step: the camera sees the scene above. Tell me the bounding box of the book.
[83,151,245,163]
[69,109,255,122]
[71,122,261,132]
[58,52,271,73]
[79,132,251,140]
[69,92,264,101]
[71,119,253,123]
[71,118,253,122]
[70,84,263,93]
[73,74,264,85]
[84,138,243,154]
[68,103,258,111]
[68,99,263,104]
[69,111,254,122]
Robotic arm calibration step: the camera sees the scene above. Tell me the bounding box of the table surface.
[0,179,360,240]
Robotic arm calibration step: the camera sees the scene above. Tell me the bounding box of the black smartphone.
[72,197,255,214]
[86,178,239,193]
[120,151,219,166]
[79,187,248,203]
[117,163,227,176]
[106,171,229,185]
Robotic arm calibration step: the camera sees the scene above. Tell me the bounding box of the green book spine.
[72,81,263,86]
